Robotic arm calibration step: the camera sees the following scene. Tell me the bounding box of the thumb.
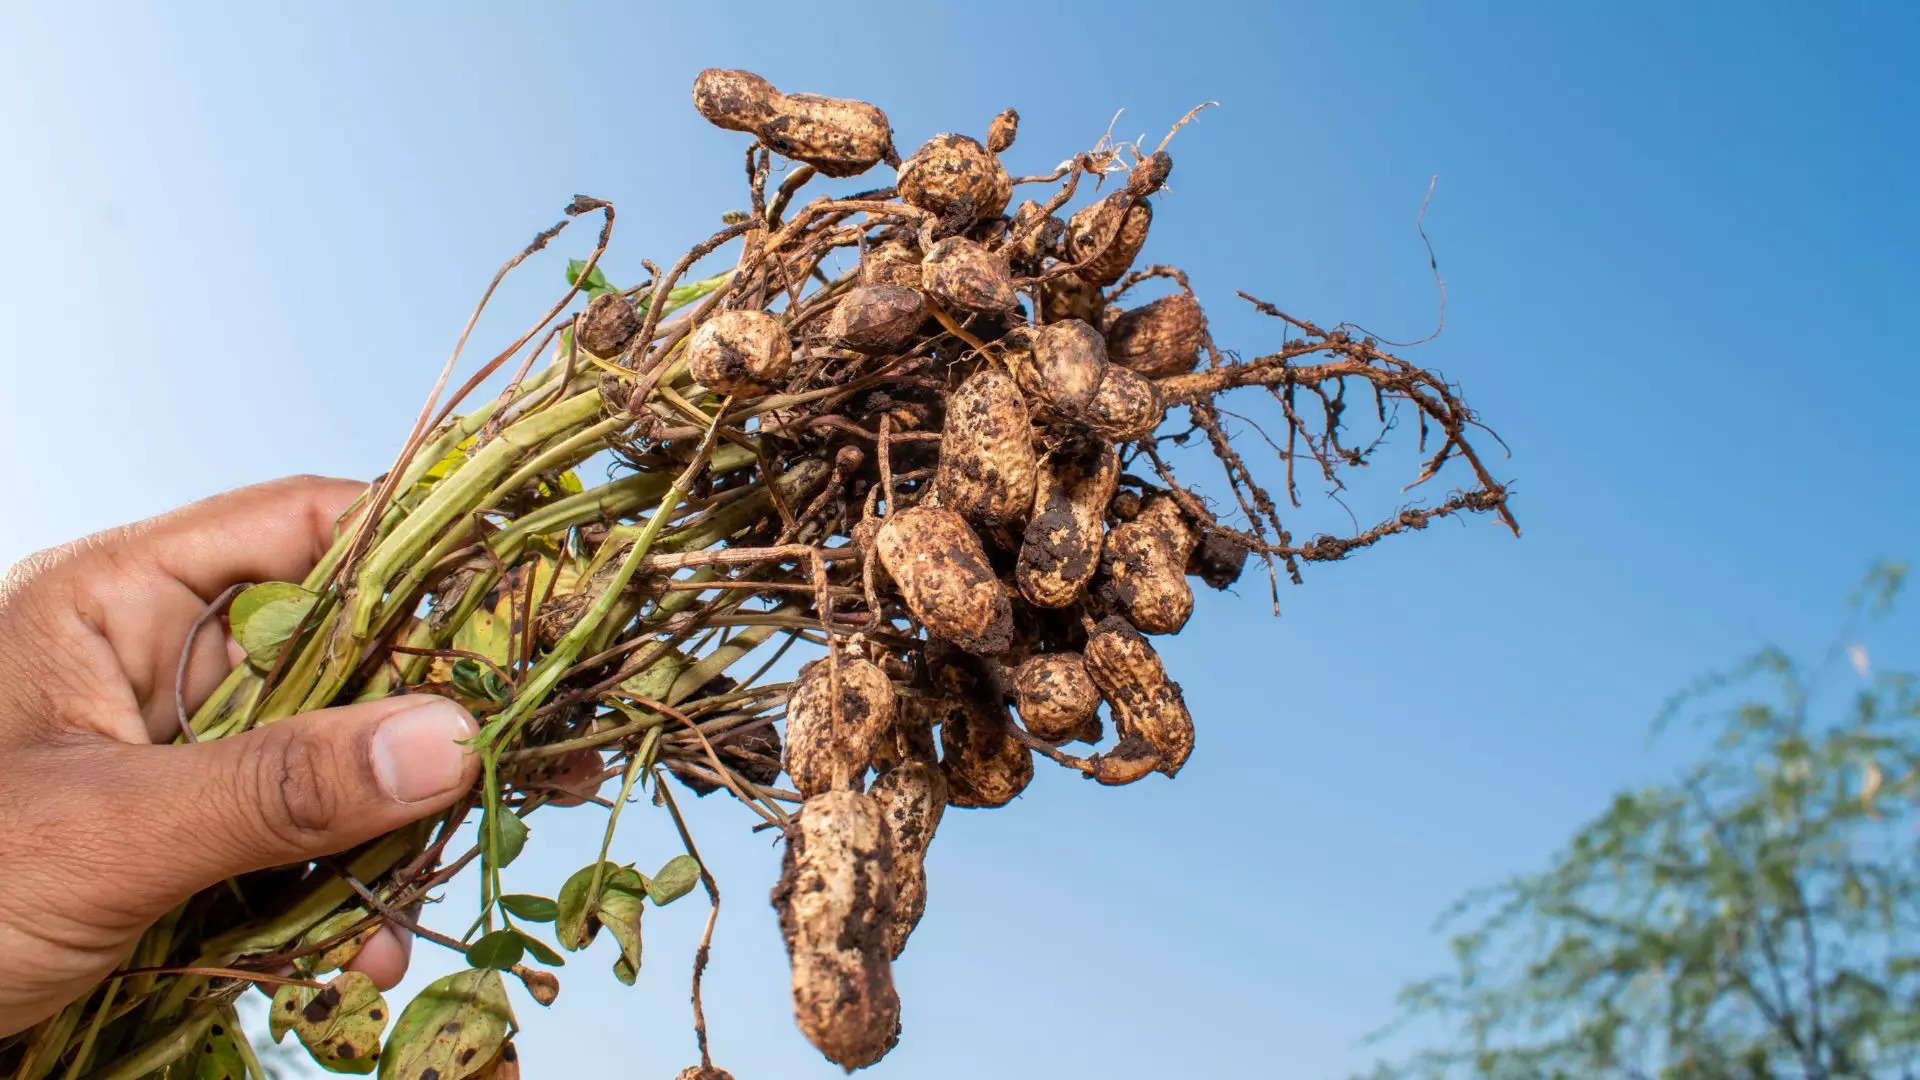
[106,695,480,901]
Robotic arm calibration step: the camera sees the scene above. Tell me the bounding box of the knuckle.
[249,726,343,846]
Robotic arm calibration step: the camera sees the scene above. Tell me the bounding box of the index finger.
[103,474,370,599]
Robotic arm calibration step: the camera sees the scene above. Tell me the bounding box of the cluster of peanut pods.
[614,69,1253,1070]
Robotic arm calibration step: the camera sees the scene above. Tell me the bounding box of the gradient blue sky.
[2,3,1915,1077]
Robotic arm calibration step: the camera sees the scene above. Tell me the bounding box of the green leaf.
[466,929,525,971]
[378,968,514,1080]
[230,582,319,670]
[647,855,702,906]
[269,971,387,1074]
[518,933,566,967]
[188,1010,254,1080]
[499,894,558,923]
[565,258,617,297]
[488,809,529,868]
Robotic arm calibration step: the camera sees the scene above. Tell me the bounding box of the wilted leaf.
[648,855,702,906]
[467,930,526,971]
[554,862,646,979]
[270,971,387,1074]
[499,895,558,923]
[230,582,318,670]
[599,879,646,985]
[378,968,514,1080]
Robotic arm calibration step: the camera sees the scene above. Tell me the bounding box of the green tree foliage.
[1362,564,1917,1080]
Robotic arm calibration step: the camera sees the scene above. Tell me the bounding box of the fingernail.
[372,698,476,803]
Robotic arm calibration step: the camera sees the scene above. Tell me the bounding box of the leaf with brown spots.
[185,1007,254,1080]
[378,968,514,1080]
[271,970,387,1074]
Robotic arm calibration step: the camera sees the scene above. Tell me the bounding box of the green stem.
[586,727,662,913]
[349,390,604,637]
[90,1008,217,1080]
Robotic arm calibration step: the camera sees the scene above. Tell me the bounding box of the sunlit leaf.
[269,971,387,1074]
[499,895,558,923]
[378,968,513,1080]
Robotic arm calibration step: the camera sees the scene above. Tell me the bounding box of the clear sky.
[2,2,1915,1077]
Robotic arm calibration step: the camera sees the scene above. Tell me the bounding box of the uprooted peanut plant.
[0,68,1516,1079]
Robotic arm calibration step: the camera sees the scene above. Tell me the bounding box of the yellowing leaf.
[230,582,318,670]
[270,971,387,1074]
[378,968,514,1080]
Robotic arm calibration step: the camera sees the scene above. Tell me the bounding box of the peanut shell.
[1012,652,1101,743]
[920,236,1017,315]
[939,696,1035,808]
[1105,292,1205,378]
[784,655,897,798]
[578,292,643,358]
[688,309,792,397]
[932,367,1038,527]
[772,790,901,1069]
[1016,438,1119,608]
[1083,616,1193,776]
[874,506,1014,655]
[1083,365,1165,442]
[825,284,927,354]
[898,133,1012,223]
[1098,495,1198,634]
[1065,194,1152,286]
[871,761,948,958]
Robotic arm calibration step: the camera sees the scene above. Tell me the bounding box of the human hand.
[0,476,481,1038]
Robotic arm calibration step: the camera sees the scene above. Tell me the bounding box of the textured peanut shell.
[920,236,1017,314]
[1036,271,1103,325]
[898,133,1012,222]
[1016,439,1119,608]
[871,693,941,773]
[875,506,1014,655]
[860,241,923,289]
[1083,616,1193,776]
[1065,194,1152,286]
[1083,365,1166,441]
[1105,292,1205,379]
[871,762,948,958]
[772,790,901,1069]
[675,1069,734,1080]
[784,656,897,798]
[1004,200,1063,270]
[1086,734,1163,786]
[1191,527,1251,590]
[1098,496,1198,634]
[825,284,927,354]
[691,69,778,133]
[933,368,1038,527]
[1012,653,1101,742]
[578,292,643,358]
[939,697,1035,808]
[688,309,793,396]
[760,92,893,179]
[986,108,1019,154]
[1021,318,1109,417]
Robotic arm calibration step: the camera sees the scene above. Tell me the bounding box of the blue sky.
[2,2,1915,1076]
